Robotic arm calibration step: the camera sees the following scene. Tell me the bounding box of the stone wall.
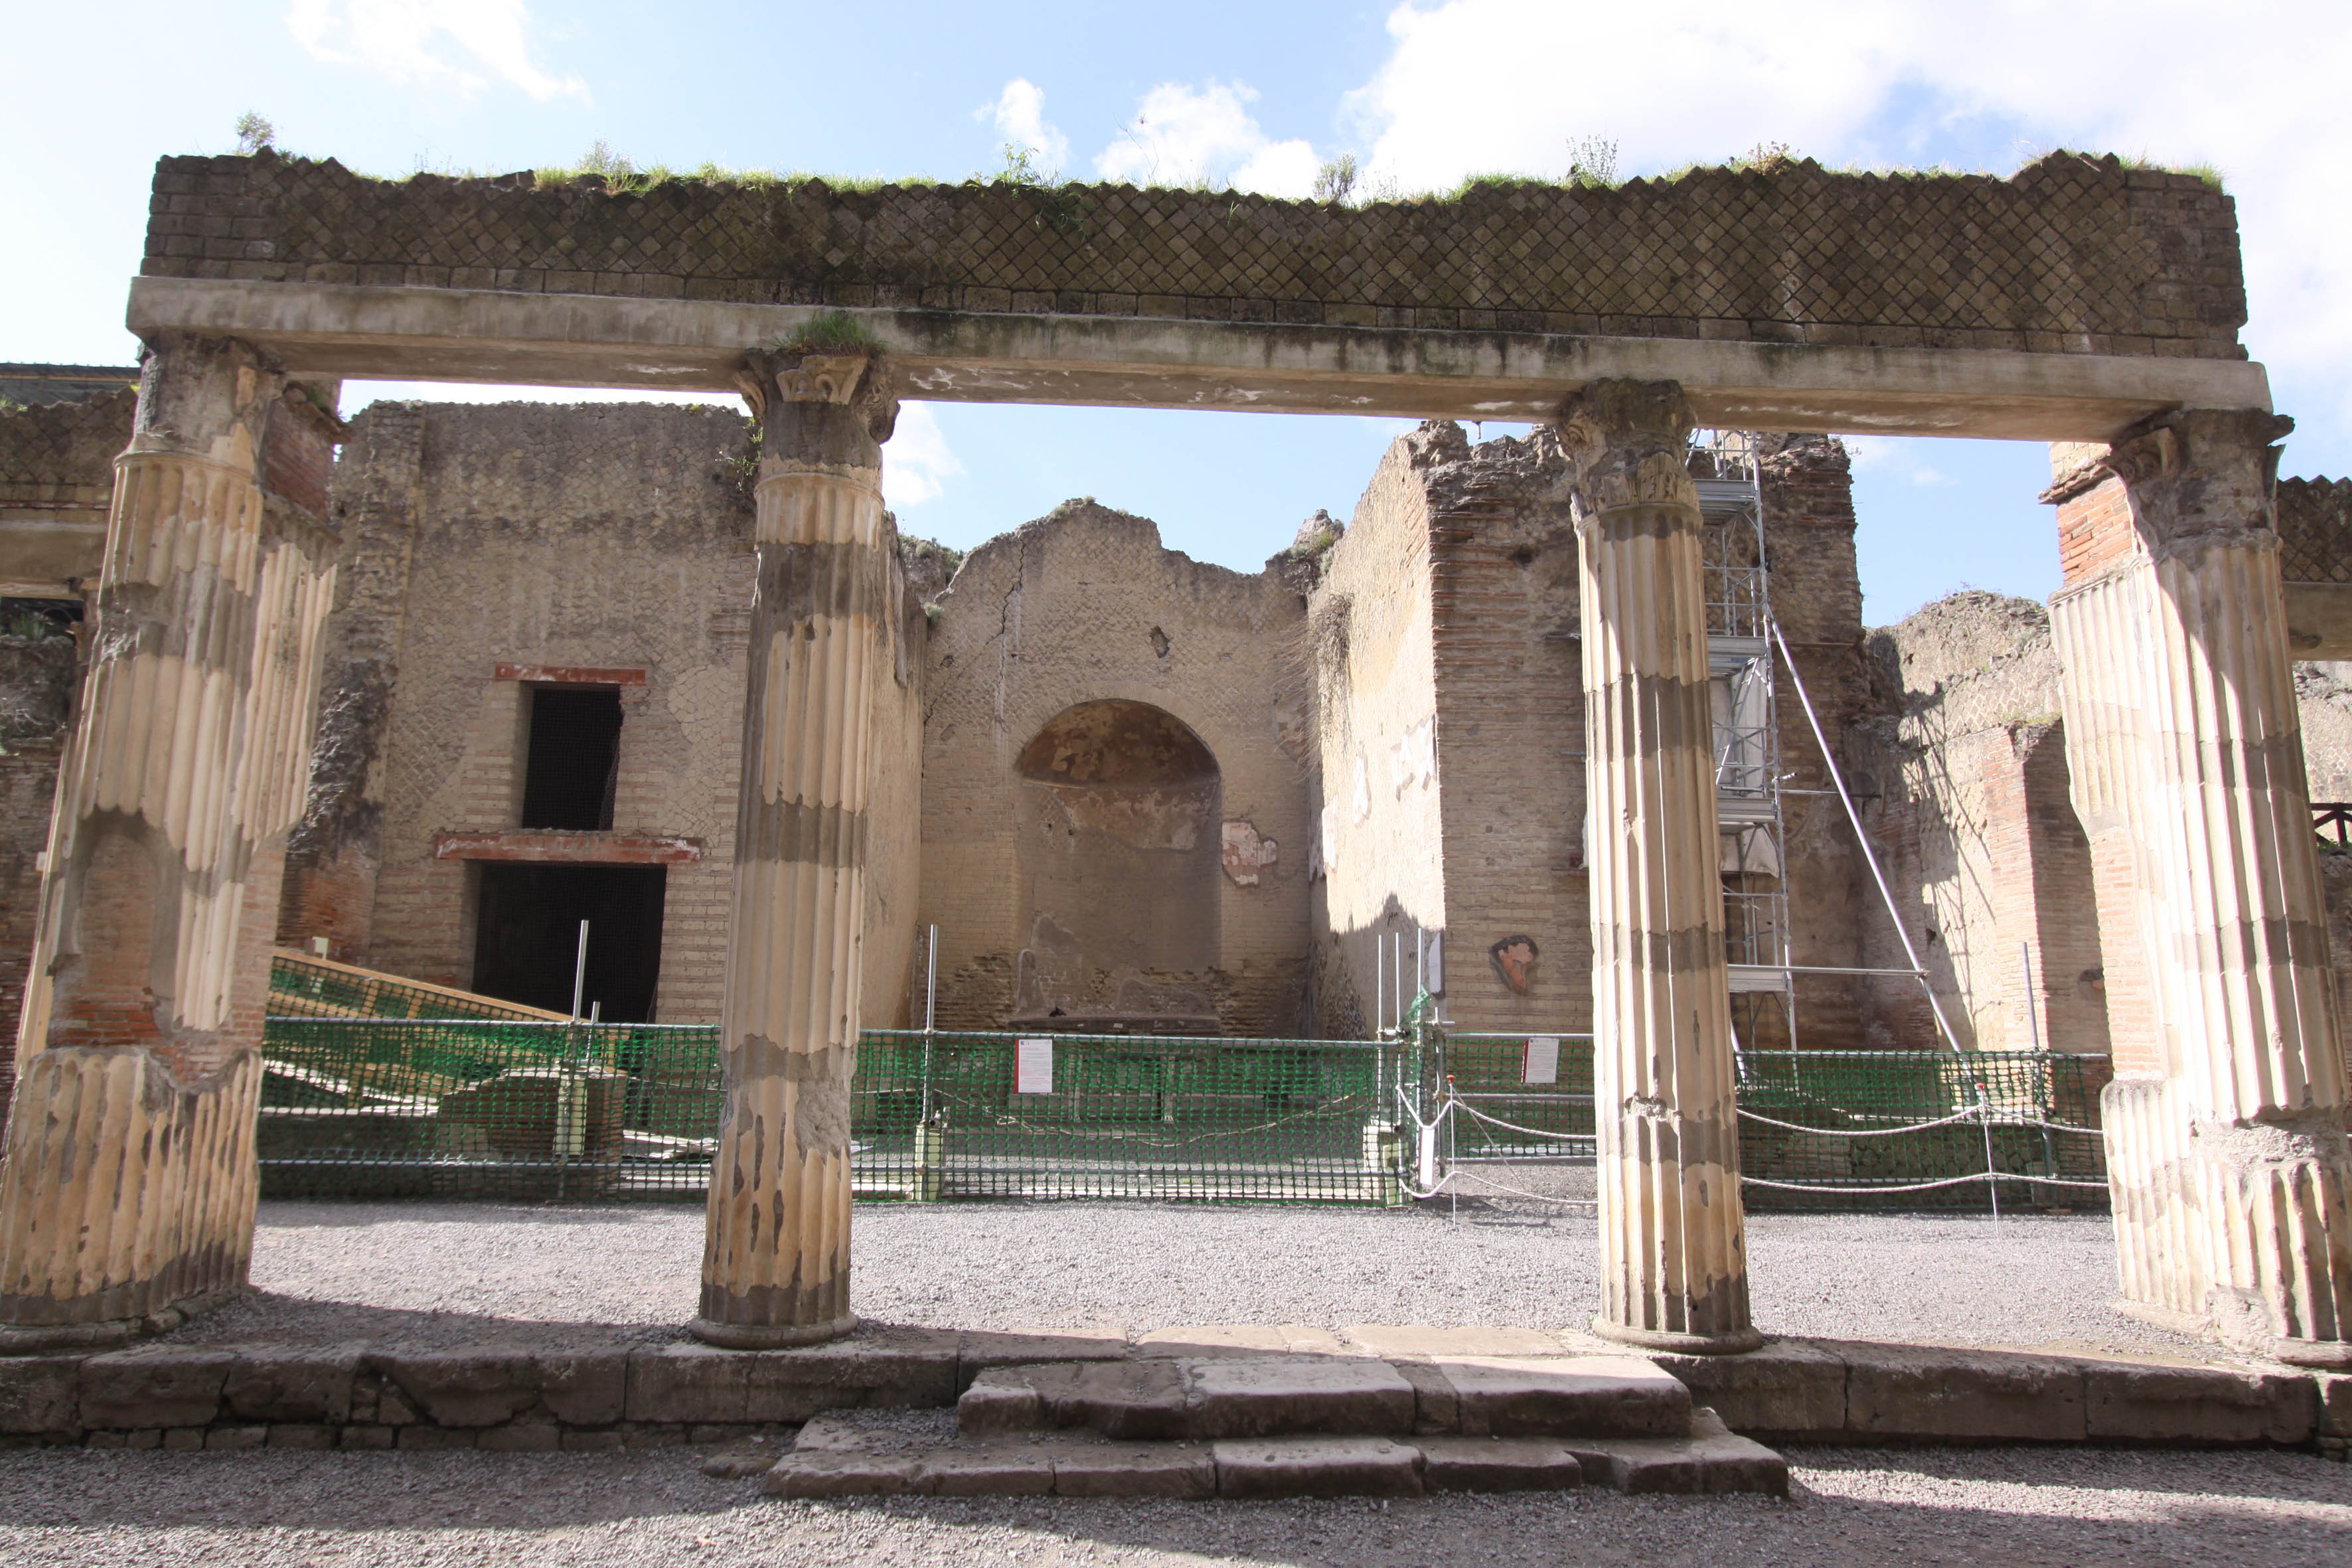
[2278,477,2352,586]
[1310,431,1450,1036]
[321,401,761,1023]
[919,501,1312,1036]
[145,151,2242,359]
[1848,592,2112,1054]
[0,625,79,1130]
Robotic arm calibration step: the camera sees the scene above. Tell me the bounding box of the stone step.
[958,1354,1691,1441]
[757,1409,1785,1499]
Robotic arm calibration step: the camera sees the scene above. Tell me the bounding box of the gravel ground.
[0,1444,2343,1567]
[170,1194,2206,1357]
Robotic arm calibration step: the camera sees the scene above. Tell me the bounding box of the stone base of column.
[0,1285,247,1355]
[0,1049,264,1344]
[1590,1316,1764,1356]
[687,1312,861,1350]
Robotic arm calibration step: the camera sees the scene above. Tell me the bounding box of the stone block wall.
[918,501,1312,1035]
[1310,431,1451,1036]
[143,151,2243,359]
[322,402,761,1023]
[0,630,79,1130]
[2278,478,2352,586]
[1848,592,2113,1055]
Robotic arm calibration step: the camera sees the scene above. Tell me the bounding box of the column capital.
[123,332,281,475]
[2089,407,2295,558]
[735,345,899,451]
[1554,379,1698,522]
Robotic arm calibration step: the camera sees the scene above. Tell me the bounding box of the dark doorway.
[473,863,666,1021]
[520,685,623,830]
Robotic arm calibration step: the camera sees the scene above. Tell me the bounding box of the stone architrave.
[1561,380,1760,1355]
[2050,410,2352,1366]
[0,333,337,1350]
[691,346,899,1348]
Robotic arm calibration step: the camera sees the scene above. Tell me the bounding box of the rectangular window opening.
[520,684,623,830]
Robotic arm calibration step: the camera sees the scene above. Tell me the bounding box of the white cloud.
[884,402,965,509]
[286,0,588,102]
[1346,1,2352,459]
[1847,436,1958,488]
[984,79,1069,175]
[1096,81,1321,198]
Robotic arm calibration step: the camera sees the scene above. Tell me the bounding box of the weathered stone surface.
[1840,1342,2086,1441]
[957,1328,1130,1385]
[1137,1326,1348,1358]
[221,1346,361,1425]
[700,1435,794,1478]
[79,1349,235,1431]
[2317,1371,2352,1439]
[1393,1360,1458,1435]
[764,1451,923,1498]
[626,1343,749,1425]
[204,1424,268,1451]
[1648,1338,1848,1437]
[1565,1411,1789,1496]
[266,1424,337,1449]
[394,1425,476,1450]
[957,1369,1047,1433]
[161,1427,206,1452]
[1343,1326,1563,1359]
[1434,1355,1691,1438]
[1184,1357,1417,1439]
[1050,1441,1217,1498]
[538,1350,628,1427]
[2082,1359,2317,1445]
[562,1429,627,1452]
[917,1445,1056,1497]
[1416,1436,1584,1492]
[477,1422,562,1452]
[740,1333,960,1422]
[378,1348,539,1427]
[338,1424,395,1450]
[0,1356,80,1435]
[1212,1436,1423,1499]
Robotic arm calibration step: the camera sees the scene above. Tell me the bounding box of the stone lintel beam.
[692,345,900,1350]
[128,277,2273,443]
[1566,378,1760,1357]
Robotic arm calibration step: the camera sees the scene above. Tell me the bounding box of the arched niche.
[1011,699,1221,1030]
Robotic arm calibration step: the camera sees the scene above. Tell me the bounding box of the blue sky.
[14,1,2345,624]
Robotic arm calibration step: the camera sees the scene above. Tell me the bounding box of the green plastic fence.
[256,1008,2105,1210]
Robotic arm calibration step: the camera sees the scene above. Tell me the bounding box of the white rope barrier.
[1737,1105,1982,1137]
[1742,1171,2111,1194]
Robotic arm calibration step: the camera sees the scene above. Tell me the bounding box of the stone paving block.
[741,1332,959,1423]
[2082,1360,2317,1445]
[1393,1361,1458,1434]
[1049,1441,1216,1498]
[627,1343,749,1425]
[1138,1325,1350,1358]
[1840,1342,2086,1442]
[1434,1356,1690,1438]
[538,1351,628,1427]
[765,1451,925,1498]
[338,1425,395,1450]
[80,1348,235,1431]
[624,1423,687,1449]
[1212,1436,1424,1499]
[161,1427,206,1452]
[1017,1361,1189,1441]
[1344,1325,1565,1359]
[0,1356,82,1436]
[1415,1436,1583,1492]
[378,1348,540,1428]
[917,1445,1056,1496]
[563,1429,627,1452]
[1184,1358,1416,1439]
[204,1425,268,1451]
[700,1435,794,1478]
[2317,1372,2352,1439]
[221,1346,362,1425]
[958,1368,1051,1433]
[1564,1412,1789,1497]
[957,1328,1130,1387]
[1646,1338,1847,1438]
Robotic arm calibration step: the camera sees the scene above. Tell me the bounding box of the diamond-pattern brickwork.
[2279,478,2352,585]
[141,152,2244,360]
[0,388,133,497]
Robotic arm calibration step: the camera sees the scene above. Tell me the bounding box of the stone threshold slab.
[0,1324,2340,1458]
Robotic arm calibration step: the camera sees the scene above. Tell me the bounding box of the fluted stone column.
[2051,410,2352,1367]
[693,348,898,1348]
[1564,380,1759,1354]
[0,334,337,1350]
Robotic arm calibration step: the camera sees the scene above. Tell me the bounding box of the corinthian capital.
[2093,408,2295,556]
[1554,380,1698,522]
[737,346,899,445]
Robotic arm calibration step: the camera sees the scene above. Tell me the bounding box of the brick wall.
[2278,477,2352,585]
[917,501,1312,1035]
[143,151,2244,360]
[353,402,760,1024]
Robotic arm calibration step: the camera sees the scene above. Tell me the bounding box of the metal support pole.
[570,919,590,1024]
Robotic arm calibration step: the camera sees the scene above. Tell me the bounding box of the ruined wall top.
[143,151,2243,361]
